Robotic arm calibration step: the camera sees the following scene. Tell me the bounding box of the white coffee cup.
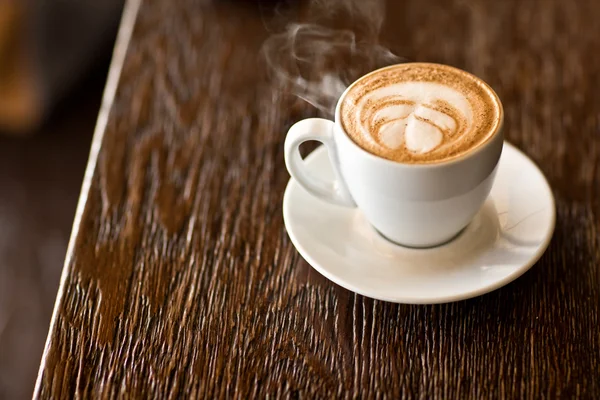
[284,72,504,248]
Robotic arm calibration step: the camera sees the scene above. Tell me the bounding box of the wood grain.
[35,0,600,398]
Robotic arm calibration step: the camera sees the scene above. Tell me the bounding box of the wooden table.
[35,0,600,398]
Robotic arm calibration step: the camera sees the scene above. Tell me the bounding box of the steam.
[262,0,403,116]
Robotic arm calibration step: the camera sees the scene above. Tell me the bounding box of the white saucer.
[283,142,556,304]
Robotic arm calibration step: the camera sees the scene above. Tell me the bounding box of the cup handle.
[285,118,356,207]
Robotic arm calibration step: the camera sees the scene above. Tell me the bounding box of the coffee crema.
[339,63,502,164]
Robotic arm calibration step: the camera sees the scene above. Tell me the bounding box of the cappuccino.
[339,63,502,164]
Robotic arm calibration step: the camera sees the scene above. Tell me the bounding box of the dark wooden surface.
[36,0,600,398]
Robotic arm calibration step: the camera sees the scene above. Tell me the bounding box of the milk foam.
[340,63,500,164]
[353,82,472,155]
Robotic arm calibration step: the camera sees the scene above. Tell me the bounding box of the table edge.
[33,0,142,396]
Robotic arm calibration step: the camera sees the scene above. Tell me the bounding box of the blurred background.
[0,1,123,397]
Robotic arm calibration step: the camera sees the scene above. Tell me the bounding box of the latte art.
[340,63,501,164]
[359,82,470,154]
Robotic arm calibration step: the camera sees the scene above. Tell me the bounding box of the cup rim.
[333,62,504,169]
